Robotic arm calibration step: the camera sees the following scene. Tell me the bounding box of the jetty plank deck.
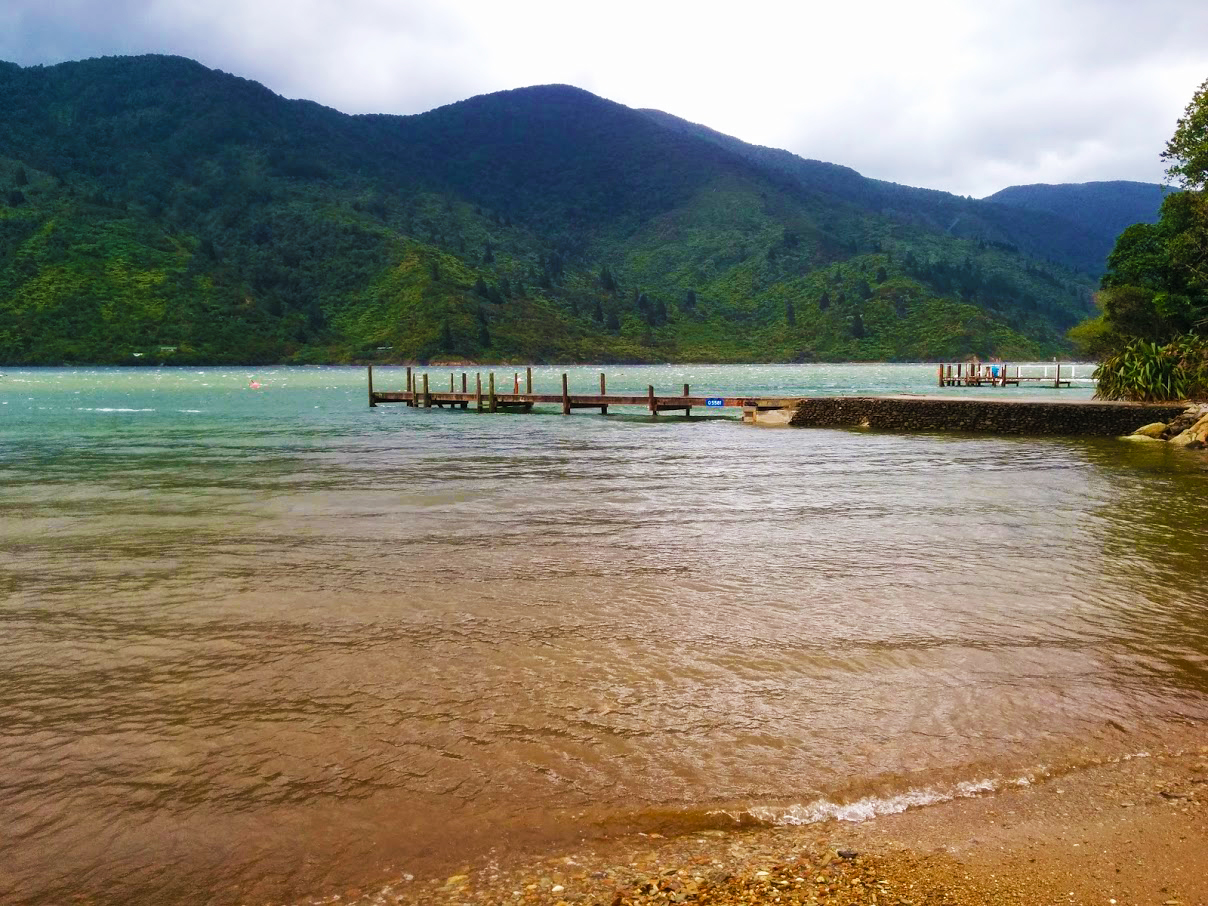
[367,366,798,414]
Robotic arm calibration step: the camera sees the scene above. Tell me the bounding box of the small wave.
[75,407,156,412]
[743,774,1035,826]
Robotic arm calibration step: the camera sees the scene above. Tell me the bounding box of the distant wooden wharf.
[367,366,799,416]
[938,362,1074,388]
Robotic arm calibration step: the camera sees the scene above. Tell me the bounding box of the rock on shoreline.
[1127,404,1208,448]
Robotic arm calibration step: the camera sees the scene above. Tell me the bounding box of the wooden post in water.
[406,366,413,406]
[526,367,532,394]
[489,372,497,412]
[476,373,483,411]
[684,383,691,418]
[368,365,376,407]
[561,373,570,415]
[648,385,657,417]
[514,372,519,394]
[423,373,431,408]
[450,373,454,392]
[599,372,608,415]
[462,373,467,392]
[938,364,944,387]
[1054,361,1060,388]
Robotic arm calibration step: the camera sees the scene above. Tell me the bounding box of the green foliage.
[1094,337,1208,401]
[1067,313,1114,359]
[1072,76,1208,396]
[1163,77,1208,190]
[0,54,1104,365]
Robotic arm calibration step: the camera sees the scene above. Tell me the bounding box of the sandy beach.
[369,742,1208,906]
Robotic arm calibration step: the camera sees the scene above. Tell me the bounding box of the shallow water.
[1,364,1206,906]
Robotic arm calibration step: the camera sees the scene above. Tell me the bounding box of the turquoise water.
[2,365,1205,906]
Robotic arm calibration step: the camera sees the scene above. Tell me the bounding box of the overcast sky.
[2,0,1205,197]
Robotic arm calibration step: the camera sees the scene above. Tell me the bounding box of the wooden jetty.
[367,366,799,417]
[938,362,1073,388]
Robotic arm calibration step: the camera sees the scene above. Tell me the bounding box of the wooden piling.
[599,372,608,415]
[561,373,570,415]
[684,383,691,417]
[648,385,657,416]
[406,366,413,406]
[476,373,483,411]
[368,365,376,407]
[462,373,468,392]
[526,367,533,394]
[423,373,431,408]
[938,364,944,387]
[489,373,497,413]
[1054,361,1060,389]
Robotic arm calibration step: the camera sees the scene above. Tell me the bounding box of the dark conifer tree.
[477,308,491,348]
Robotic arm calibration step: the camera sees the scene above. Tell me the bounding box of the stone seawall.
[788,397,1188,436]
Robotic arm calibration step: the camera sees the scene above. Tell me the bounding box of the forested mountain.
[641,111,1168,278]
[0,55,1132,365]
[984,181,1169,248]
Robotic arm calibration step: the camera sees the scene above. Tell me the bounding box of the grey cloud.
[777,1,1206,194]
[2,0,1205,197]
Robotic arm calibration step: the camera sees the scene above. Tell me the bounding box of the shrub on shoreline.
[1095,335,1208,401]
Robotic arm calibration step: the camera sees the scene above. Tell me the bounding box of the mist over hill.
[0,55,1160,365]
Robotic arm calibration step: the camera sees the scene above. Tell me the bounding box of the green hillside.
[0,55,1107,365]
[984,181,1170,248]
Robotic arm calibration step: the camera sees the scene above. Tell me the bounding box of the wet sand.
[357,742,1208,906]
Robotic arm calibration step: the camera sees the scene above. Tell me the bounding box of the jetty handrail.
[937,361,1076,389]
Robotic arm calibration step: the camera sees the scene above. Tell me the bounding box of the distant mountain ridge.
[641,109,1164,277]
[983,180,1169,242]
[0,55,1160,365]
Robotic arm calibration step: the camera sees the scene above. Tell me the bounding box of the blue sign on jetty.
[705,398,724,407]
